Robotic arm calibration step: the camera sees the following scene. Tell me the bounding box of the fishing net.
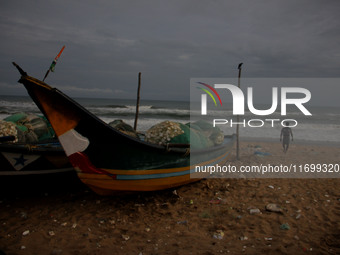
[189,120,224,145]
[1,113,55,143]
[0,120,18,143]
[145,120,224,149]
[109,120,139,138]
[145,121,185,145]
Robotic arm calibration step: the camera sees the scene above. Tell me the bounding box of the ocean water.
[0,95,339,143]
[0,95,189,134]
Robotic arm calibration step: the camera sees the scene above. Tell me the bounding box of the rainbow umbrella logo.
[197,82,222,115]
[197,82,222,106]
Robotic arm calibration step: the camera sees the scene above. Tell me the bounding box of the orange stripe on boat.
[79,174,199,194]
[25,77,80,136]
[38,97,79,136]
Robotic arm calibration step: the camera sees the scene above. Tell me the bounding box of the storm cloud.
[0,0,339,104]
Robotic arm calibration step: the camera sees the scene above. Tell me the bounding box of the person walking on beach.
[280,122,293,153]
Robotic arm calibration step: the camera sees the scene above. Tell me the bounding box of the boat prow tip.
[12,62,28,77]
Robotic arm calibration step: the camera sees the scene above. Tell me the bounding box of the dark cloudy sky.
[0,0,339,104]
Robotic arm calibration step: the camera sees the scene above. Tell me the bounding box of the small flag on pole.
[43,45,65,81]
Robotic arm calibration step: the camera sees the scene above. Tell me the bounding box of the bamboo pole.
[236,63,243,160]
[134,72,142,131]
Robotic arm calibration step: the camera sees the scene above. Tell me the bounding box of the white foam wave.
[87,105,190,116]
[0,100,39,114]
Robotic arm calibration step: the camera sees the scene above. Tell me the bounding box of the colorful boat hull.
[13,63,235,195]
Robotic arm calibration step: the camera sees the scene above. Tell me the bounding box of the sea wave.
[1,95,339,143]
[86,105,190,119]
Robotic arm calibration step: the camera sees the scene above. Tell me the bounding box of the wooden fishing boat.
[12,62,235,195]
[0,138,73,175]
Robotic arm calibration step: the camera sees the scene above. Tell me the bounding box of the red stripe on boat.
[68,152,116,179]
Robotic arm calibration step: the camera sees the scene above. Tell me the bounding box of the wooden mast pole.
[134,72,142,131]
[236,63,243,160]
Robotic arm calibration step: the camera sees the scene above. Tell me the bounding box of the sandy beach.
[1,0,340,254]
[0,141,339,255]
